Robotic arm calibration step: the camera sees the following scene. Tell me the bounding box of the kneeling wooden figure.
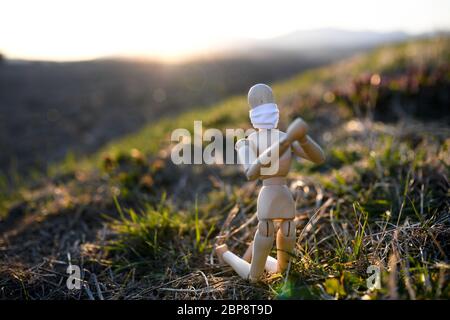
[215,83,325,282]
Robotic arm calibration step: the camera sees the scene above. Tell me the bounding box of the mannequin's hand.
[299,135,308,145]
[286,118,308,143]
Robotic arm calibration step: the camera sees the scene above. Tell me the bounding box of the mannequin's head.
[247,83,279,129]
[247,83,275,109]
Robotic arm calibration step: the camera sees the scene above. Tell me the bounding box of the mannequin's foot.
[248,276,261,283]
[215,243,229,264]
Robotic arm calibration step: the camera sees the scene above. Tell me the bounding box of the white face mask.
[249,103,279,129]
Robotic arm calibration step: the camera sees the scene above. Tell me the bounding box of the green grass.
[106,191,222,276]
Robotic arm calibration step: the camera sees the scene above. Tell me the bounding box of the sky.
[1,0,449,61]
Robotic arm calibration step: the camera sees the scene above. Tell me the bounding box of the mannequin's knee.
[280,220,295,238]
[258,220,274,238]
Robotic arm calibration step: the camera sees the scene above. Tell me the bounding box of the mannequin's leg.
[215,244,251,279]
[243,241,279,274]
[243,242,253,262]
[276,219,296,273]
[264,255,278,273]
[249,220,274,281]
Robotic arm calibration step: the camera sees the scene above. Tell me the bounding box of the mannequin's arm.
[236,137,292,181]
[236,117,318,179]
[236,138,259,180]
[292,135,325,164]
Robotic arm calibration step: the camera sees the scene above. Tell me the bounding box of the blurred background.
[0,0,449,175]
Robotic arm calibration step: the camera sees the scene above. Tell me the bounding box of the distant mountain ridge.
[260,28,410,50]
[205,28,412,60]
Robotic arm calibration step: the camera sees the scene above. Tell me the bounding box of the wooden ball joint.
[215,83,325,282]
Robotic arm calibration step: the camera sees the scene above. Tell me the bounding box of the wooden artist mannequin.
[215,83,325,282]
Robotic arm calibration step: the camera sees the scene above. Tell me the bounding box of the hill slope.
[0,52,332,174]
[0,37,449,300]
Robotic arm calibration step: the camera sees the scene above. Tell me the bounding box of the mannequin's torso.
[247,129,292,179]
[247,129,295,220]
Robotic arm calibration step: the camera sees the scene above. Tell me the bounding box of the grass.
[0,37,449,300]
[282,124,449,299]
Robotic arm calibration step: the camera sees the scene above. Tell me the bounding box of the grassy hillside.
[0,53,330,175]
[0,37,449,299]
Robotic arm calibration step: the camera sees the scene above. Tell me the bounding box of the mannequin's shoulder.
[247,131,258,141]
[235,134,256,150]
[271,129,287,140]
[247,129,286,143]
